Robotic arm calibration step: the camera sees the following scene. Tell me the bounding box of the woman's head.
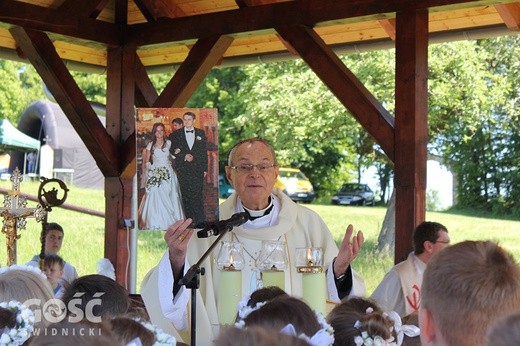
[151,123,165,140]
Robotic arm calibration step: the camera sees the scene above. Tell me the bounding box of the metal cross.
[0,167,46,265]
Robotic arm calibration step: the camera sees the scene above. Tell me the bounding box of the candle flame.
[307,247,314,266]
[230,253,234,266]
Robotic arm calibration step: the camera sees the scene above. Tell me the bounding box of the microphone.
[197,212,249,238]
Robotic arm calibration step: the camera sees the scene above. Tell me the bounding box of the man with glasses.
[371,221,450,317]
[141,137,366,344]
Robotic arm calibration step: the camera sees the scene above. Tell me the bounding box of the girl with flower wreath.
[139,122,185,230]
[235,295,335,346]
[326,297,420,346]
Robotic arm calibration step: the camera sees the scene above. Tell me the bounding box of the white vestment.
[370,252,425,317]
[141,189,366,345]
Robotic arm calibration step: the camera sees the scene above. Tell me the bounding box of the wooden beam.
[275,24,395,160]
[127,0,503,46]
[58,0,109,19]
[105,47,136,287]
[495,2,520,30]
[378,18,397,40]
[134,0,186,21]
[394,9,429,264]
[154,35,234,108]
[106,46,136,173]
[134,56,159,107]
[114,0,128,25]
[0,0,120,46]
[104,177,133,289]
[10,26,119,177]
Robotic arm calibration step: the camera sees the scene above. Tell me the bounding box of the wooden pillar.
[394,9,428,263]
[105,46,137,288]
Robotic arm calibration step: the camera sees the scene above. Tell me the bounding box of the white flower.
[134,319,176,346]
[0,333,11,344]
[0,300,34,346]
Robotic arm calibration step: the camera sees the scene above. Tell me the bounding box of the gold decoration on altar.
[1,168,47,266]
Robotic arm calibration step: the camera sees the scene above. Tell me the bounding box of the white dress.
[139,140,184,230]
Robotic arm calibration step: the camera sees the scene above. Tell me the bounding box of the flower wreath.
[353,308,420,346]
[235,295,334,346]
[0,300,35,346]
[0,264,47,281]
[133,318,176,346]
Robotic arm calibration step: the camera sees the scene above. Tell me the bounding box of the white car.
[331,183,375,206]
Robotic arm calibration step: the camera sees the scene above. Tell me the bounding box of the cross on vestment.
[1,168,46,266]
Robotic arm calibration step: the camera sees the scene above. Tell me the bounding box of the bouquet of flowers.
[146,166,170,189]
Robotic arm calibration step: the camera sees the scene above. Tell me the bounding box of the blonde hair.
[0,268,55,329]
[422,240,520,346]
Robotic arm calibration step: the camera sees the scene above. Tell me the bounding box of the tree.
[0,60,44,123]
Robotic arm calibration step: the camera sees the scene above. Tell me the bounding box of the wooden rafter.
[10,26,119,177]
[134,0,186,21]
[0,0,120,46]
[495,2,520,30]
[127,0,501,46]
[134,56,159,107]
[154,35,234,108]
[58,0,109,19]
[115,0,128,25]
[275,24,395,160]
[379,18,397,41]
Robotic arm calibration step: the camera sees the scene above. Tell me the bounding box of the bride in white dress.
[139,122,184,230]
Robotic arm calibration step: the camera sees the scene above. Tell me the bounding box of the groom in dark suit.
[169,111,208,227]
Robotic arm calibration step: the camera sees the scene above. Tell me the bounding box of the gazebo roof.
[0,1,519,72]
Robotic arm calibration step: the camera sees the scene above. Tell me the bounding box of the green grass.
[3,179,519,296]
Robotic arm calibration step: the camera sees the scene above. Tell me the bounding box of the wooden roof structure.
[1,0,519,287]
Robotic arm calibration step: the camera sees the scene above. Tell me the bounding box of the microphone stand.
[174,225,234,346]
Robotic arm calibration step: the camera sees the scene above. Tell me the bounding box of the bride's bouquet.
[146,166,170,188]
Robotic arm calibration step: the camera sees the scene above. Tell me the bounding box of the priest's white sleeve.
[326,262,367,302]
[157,251,190,330]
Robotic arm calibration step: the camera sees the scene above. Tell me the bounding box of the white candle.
[302,269,327,314]
[218,264,242,325]
[262,268,285,290]
[296,247,326,314]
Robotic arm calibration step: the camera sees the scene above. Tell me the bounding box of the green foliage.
[428,37,520,216]
[426,189,442,211]
[70,71,107,104]
[0,61,44,123]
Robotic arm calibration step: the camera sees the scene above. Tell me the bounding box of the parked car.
[219,174,235,198]
[331,183,375,206]
[274,168,315,203]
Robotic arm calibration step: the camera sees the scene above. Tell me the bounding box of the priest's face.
[226,141,279,210]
